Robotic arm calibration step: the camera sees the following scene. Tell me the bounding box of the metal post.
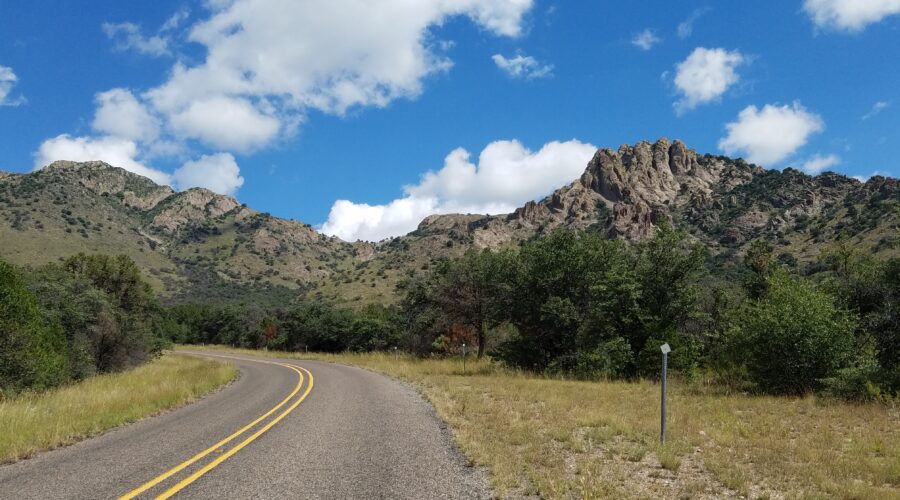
[462,343,467,374]
[660,343,671,444]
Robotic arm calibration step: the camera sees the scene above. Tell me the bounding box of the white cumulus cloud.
[146,0,534,150]
[0,65,24,107]
[799,153,841,174]
[36,1,535,195]
[172,153,244,195]
[34,135,172,185]
[322,197,442,244]
[631,29,661,50]
[92,88,161,142]
[491,53,553,79]
[718,102,825,166]
[804,0,900,31]
[321,139,596,241]
[673,47,745,114]
[168,96,281,152]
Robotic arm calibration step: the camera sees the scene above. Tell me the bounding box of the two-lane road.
[0,352,490,499]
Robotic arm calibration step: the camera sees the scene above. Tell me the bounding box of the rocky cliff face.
[392,138,898,267]
[1,141,897,305]
[149,188,242,232]
[421,139,760,247]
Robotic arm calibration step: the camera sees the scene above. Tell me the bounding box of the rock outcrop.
[2,140,897,305]
[409,138,896,261]
[150,188,241,232]
[44,160,175,210]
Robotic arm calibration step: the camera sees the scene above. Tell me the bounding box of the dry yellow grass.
[187,346,900,499]
[0,354,236,463]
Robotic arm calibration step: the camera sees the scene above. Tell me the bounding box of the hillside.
[0,161,362,304]
[397,139,898,258]
[1,140,897,305]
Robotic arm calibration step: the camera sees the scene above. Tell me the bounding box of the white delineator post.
[461,343,467,374]
[660,342,671,444]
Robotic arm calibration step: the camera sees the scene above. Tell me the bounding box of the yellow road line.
[118,355,312,499]
[156,365,314,499]
[120,357,302,498]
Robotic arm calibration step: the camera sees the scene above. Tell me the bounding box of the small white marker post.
[461,343,467,374]
[660,343,671,444]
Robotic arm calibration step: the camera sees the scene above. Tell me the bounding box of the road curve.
[0,352,490,499]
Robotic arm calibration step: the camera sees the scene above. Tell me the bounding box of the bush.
[820,347,890,402]
[634,331,702,380]
[25,264,111,379]
[569,337,634,379]
[816,250,900,397]
[2,253,169,395]
[0,260,70,394]
[57,254,163,372]
[494,224,705,378]
[731,270,857,395]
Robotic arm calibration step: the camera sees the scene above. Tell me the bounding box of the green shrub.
[731,270,857,395]
[569,336,634,379]
[494,224,704,378]
[820,347,891,402]
[634,331,702,380]
[0,260,70,394]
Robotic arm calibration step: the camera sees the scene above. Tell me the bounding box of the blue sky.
[1,1,898,240]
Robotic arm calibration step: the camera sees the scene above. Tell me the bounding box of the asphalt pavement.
[0,351,490,499]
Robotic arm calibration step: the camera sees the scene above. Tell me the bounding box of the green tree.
[498,230,598,371]
[0,260,69,393]
[63,254,155,316]
[397,272,444,355]
[497,230,644,376]
[276,303,353,352]
[819,248,900,396]
[631,223,707,376]
[428,249,516,358]
[25,264,113,379]
[59,254,163,371]
[742,239,774,299]
[732,270,857,395]
[490,225,704,378]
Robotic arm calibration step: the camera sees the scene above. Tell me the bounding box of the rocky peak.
[580,139,704,206]
[416,213,484,237]
[863,175,900,198]
[478,139,770,242]
[150,188,242,232]
[43,160,109,171]
[41,160,175,211]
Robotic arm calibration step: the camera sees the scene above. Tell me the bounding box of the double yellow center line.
[120,354,314,499]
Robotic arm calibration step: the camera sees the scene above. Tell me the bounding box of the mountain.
[1,140,897,305]
[397,139,898,267]
[0,161,362,304]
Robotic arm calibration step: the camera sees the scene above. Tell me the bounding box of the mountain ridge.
[2,139,897,305]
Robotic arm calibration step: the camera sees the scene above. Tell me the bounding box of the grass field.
[187,345,900,499]
[0,354,236,463]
